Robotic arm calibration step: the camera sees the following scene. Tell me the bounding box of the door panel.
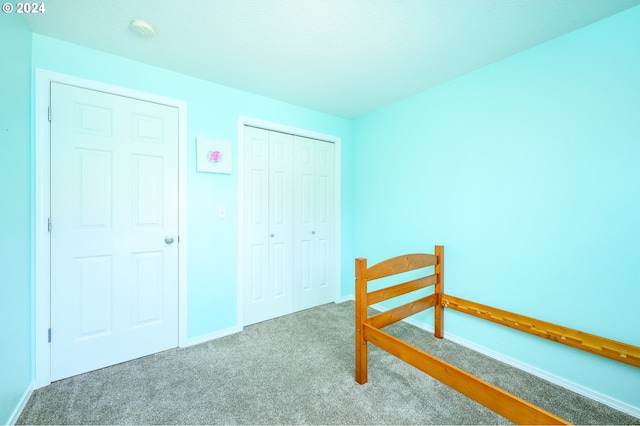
[75,255,112,338]
[268,131,294,316]
[293,137,335,311]
[293,137,316,307]
[132,155,164,225]
[243,127,270,316]
[50,82,179,380]
[243,127,294,325]
[314,140,335,296]
[132,251,164,326]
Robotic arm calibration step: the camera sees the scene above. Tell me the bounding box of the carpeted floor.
[18,301,639,425]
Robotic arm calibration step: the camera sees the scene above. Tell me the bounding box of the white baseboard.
[8,383,34,425]
[376,305,640,420]
[184,297,354,348]
[335,295,354,304]
[183,325,242,348]
[442,331,640,420]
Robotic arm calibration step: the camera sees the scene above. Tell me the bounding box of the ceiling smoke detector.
[130,19,156,39]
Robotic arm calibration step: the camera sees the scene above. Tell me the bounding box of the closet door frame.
[237,116,341,327]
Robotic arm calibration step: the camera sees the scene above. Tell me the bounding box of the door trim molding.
[236,116,342,328]
[34,69,188,388]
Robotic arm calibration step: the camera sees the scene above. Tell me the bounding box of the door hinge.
[48,217,52,232]
[48,106,52,122]
[48,328,52,343]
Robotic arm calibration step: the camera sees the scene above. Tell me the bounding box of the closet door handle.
[311,231,315,235]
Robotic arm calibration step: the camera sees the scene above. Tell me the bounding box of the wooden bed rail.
[363,323,566,425]
[355,245,640,424]
[441,294,640,368]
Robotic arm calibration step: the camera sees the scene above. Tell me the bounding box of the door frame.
[236,116,341,327]
[34,69,188,388]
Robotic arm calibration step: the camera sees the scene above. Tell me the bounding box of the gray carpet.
[18,301,639,425]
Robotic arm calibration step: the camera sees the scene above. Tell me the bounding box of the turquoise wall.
[0,16,34,425]
[3,4,639,422]
[31,34,354,339]
[353,6,640,409]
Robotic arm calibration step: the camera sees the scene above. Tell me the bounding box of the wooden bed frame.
[355,245,640,425]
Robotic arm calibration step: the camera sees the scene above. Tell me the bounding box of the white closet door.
[243,127,294,325]
[293,136,335,310]
[313,139,335,304]
[267,131,295,317]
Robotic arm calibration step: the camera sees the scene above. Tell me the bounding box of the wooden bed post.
[434,245,444,339]
[355,257,369,384]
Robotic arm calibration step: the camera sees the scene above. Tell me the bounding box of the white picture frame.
[196,137,232,174]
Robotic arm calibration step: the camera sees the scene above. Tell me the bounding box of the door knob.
[165,236,175,245]
[270,233,275,238]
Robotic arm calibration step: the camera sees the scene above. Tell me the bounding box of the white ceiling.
[25,0,640,118]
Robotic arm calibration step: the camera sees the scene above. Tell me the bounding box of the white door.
[50,82,179,380]
[243,127,294,325]
[293,136,335,310]
[242,126,335,325]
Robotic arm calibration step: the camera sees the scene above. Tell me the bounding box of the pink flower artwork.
[197,138,231,173]
[207,150,222,163]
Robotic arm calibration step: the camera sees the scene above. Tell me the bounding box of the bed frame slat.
[364,253,437,281]
[442,295,640,368]
[368,294,437,329]
[363,324,567,425]
[367,274,437,305]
